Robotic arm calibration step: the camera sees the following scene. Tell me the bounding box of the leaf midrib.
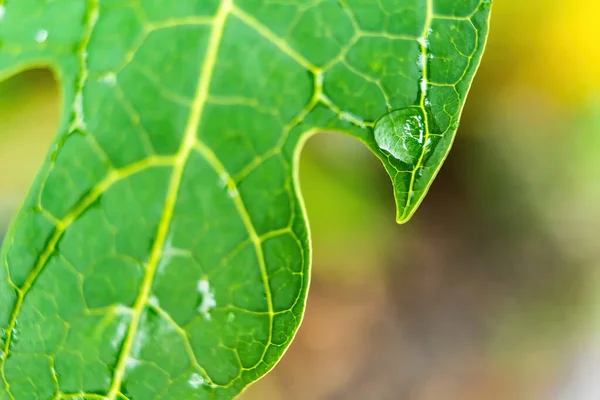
[399,0,433,223]
[105,0,273,396]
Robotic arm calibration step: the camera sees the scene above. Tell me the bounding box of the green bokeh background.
[1,0,599,398]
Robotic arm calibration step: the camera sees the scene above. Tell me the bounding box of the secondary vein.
[400,0,433,221]
[105,0,233,397]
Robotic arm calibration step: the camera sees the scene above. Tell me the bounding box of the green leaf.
[0,0,492,398]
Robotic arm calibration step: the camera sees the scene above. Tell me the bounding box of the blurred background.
[1,0,599,399]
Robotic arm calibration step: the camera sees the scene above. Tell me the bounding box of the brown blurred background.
[1,0,599,399]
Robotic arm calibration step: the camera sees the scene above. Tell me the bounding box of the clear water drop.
[374,108,427,166]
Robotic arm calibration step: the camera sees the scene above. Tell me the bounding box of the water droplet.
[35,29,48,43]
[0,5,6,20]
[374,108,427,166]
[450,120,459,130]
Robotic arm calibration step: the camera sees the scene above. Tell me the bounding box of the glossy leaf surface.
[0,0,492,398]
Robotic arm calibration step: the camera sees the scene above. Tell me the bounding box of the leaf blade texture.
[0,0,492,398]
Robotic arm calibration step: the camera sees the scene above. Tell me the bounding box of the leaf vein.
[106,0,236,395]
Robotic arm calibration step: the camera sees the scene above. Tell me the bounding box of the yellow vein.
[105,0,233,397]
[399,0,490,222]
[147,302,216,386]
[132,64,193,106]
[230,5,317,72]
[231,69,324,185]
[319,93,371,128]
[68,0,99,133]
[358,31,420,41]
[399,0,434,222]
[58,393,106,400]
[192,139,275,367]
[0,157,175,395]
[147,16,214,31]
[0,9,163,397]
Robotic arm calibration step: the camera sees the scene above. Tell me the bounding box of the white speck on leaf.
[420,78,428,96]
[158,231,190,275]
[72,92,87,129]
[218,171,228,188]
[35,29,48,43]
[188,372,205,389]
[130,320,148,359]
[197,279,216,320]
[126,357,141,371]
[227,186,239,199]
[111,317,128,349]
[149,295,160,307]
[101,73,117,85]
[0,6,6,20]
[115,304,133,316]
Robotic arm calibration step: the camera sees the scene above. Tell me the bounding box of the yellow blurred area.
[540,1,600,102]
[485,0,600,105]
[0,70,59,226]
[1,0,599,399]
